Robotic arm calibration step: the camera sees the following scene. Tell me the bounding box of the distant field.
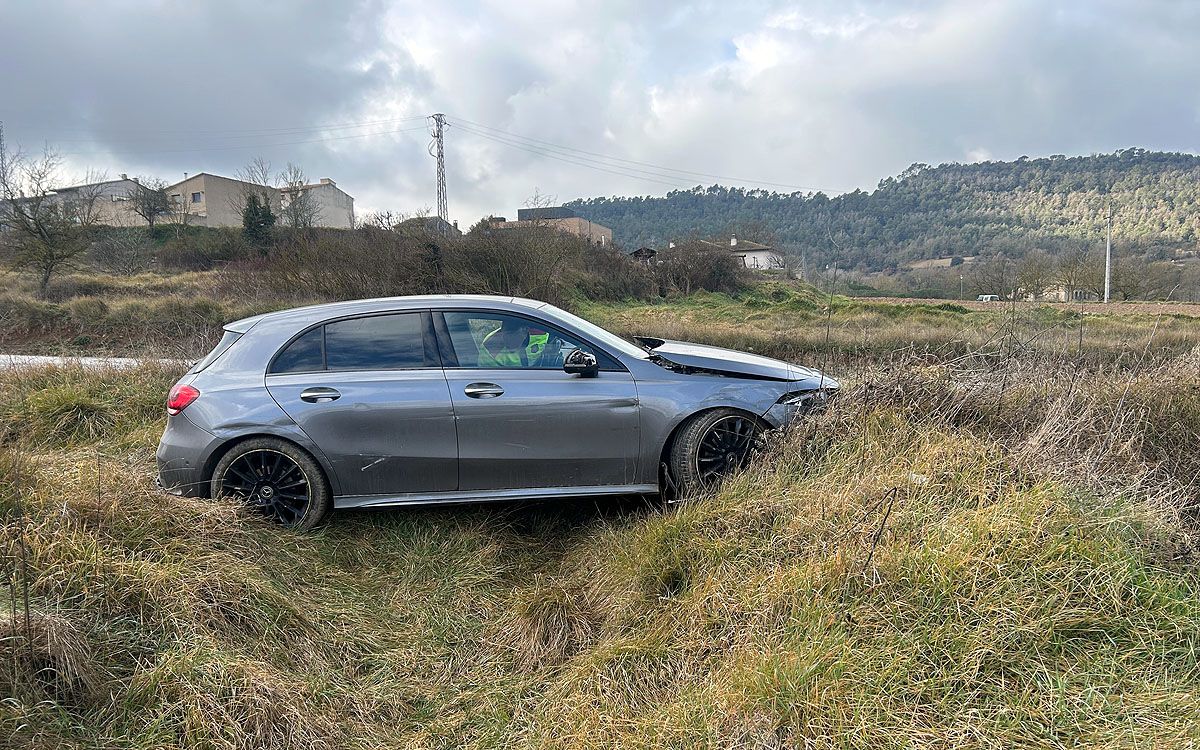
[2,270,1196,374]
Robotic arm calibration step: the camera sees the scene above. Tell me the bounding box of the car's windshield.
[540,304,649,360]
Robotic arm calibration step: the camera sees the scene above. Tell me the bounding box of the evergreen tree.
[242,193,276,249]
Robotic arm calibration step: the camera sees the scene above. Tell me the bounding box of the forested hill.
[565,149,1200,271]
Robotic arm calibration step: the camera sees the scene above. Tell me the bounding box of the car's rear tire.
[668,408,766,496]
[210,437,331,530]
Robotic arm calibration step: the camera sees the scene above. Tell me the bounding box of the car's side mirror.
[563,349,599,377]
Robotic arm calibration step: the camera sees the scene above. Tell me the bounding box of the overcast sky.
[3,0,1198,222]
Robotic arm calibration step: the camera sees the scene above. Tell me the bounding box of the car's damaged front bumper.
[761,383,839,428]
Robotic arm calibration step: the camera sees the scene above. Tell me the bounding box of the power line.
[449,115,843,194]
[454,121,703,186]
[56,125,430,158]
[454,125,691,189]
[22,108,844,197]
[27,114,430,140]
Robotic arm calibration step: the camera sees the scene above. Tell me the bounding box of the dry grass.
[1,298,1199,747]
[581,285,1200,367]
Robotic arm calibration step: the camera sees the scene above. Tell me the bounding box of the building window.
[170,194,181,205]
[191,192,202,204]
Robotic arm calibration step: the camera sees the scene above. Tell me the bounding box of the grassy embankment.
[2,327,1199,747]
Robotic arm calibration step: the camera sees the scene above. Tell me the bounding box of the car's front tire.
[668,408,766,496]
[210,437,331,530]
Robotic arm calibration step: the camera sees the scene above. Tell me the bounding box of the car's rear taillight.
[167,384,200,415]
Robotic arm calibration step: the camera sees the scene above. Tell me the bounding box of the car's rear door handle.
[300,387,341,403]
[464,382,504,399]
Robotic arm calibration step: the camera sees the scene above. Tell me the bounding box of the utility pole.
[0,120,7,183]
[429,113,449,236]
[1103,204,1113,303]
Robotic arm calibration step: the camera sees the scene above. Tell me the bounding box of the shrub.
[66,297,109,328]
[41,274,124,302]
[0,295,68,335]
[652,240,747,296]
[89,233,157,275]
[158,229,253,271]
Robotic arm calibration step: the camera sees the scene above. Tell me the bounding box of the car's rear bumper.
[156,413,221,498]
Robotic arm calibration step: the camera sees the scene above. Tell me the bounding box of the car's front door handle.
[464,382,504,399]
[300,387,341,403]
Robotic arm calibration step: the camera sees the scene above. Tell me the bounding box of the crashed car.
[157,295,837,528]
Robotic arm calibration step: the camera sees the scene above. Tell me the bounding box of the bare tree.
[970,253,1016,299]
[127,176,171,229]
[1053,242,1097,300]
[1016,250,1054,299]
[238,156,273,189]
[168,188,193,233]
[278,163,320,229]
[359,209,408,231]
[1109,257,1179,301]
[0,145,94,296]
[62,169,109,226]
[229,156,278,219]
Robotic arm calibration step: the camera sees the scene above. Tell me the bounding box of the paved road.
[0,354,185,370]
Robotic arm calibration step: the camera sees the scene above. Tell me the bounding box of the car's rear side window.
[271,326,324,373]
[269,313,436,374]
[191,330,242,373]
[325,314,428,370]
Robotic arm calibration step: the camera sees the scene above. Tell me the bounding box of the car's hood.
[636,337,833,385]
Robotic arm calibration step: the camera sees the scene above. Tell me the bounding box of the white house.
[697,235,784,269]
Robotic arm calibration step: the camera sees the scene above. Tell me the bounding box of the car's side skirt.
[335,483,660,510]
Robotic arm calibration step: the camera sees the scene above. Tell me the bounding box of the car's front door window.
[442,311,605,370]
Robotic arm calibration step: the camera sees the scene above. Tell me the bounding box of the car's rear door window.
[270,326,324,373]
[325,313,432,371]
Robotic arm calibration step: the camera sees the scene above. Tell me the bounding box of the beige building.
[490,207,613,246]
[48,176,152,227]
[163,173,354,229]
[163,173,281,227]
[280,178,355,229]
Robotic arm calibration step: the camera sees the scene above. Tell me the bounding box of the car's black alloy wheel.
[669,408,766,495]
[211,437,330,530]
[694,414,760,483]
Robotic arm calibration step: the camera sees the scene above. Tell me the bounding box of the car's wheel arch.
[201,431,338,498]
[657,405,770,486]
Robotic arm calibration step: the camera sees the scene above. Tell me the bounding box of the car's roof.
[226,294,548,332]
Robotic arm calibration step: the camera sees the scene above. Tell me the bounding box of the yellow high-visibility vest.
[480,328,549,367]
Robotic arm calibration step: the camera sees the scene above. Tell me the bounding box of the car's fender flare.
[657,404,771,483]
[200,427,341,497]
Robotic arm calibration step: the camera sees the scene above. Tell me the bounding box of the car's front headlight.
[776,388,836,412]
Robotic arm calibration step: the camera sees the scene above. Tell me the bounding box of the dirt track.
[860,297,1200,317]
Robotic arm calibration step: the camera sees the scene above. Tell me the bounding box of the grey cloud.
[2,0,1198,224]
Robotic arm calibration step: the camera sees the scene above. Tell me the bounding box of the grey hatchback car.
[157,295,837,529]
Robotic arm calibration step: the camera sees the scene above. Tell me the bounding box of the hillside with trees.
[566,149,1200,297]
